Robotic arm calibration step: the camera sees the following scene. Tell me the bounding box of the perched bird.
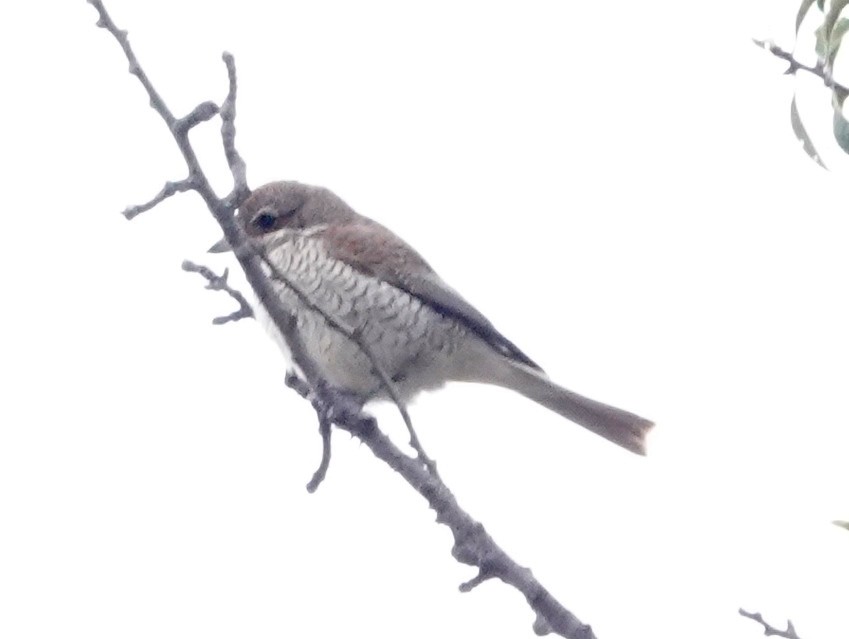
[210,181,653,454]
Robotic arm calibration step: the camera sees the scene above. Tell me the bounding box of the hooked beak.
[208,237,231,253]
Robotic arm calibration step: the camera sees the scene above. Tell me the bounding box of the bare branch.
[306,407,333,493]
[122,178,196,220]
[181,260,254,324]
[87,0,307,369]
[285,366,597,636]
[739,609,802,639]
[220,52,249,207]
[174,100,220,135]
[87,0,176,126]
[282,370,333,491]
[326,401,597,639]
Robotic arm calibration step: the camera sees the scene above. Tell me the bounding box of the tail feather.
[477,357,654,455]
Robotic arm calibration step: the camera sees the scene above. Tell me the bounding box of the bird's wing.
[318,221,543,372]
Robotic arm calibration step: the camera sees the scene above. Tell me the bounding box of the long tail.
[483,358,654,455]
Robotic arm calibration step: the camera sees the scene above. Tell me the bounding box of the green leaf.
[816,24,828,60]
[797,0,817,33]
[832,90,849,154]
[827,17,849,65]
[791,94,828,168]
[823,0,849,44]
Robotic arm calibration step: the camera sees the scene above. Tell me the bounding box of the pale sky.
[2,1,849,638]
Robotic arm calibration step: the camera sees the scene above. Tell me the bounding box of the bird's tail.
[456,347,654,454]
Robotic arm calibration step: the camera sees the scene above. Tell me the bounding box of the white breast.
[250,230,469,403]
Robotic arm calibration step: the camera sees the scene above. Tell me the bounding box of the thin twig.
[88,0,311,384]
[88,1,176,126]
[181,260,254,324]
[739,609,802,639]
[306,411,333,493]
[175,100,220,134]
[753,38,849,95]
[220,52,249,207]
[123,178,196,220]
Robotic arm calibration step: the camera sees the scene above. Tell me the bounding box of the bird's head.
[209,181,358,252]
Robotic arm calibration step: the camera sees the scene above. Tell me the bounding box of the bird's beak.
[208,237,231,253]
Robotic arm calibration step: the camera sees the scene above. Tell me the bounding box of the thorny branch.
[87,1,597,636]
[739,609,802,639]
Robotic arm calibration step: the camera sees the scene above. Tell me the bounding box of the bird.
[209,181,653,455]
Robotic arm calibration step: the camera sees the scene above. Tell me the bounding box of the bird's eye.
[252,211,278,231]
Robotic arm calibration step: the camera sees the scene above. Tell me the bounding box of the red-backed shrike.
[211,181,653,454]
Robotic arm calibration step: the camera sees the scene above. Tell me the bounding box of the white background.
[1,1,848,638]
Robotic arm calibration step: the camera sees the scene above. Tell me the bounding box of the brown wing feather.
[319,222,543,371]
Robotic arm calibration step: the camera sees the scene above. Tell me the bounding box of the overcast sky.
[2,1,848,638]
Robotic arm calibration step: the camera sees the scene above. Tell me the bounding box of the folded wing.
[319,221,543,372]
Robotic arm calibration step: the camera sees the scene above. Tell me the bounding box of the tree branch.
[87,0,323,396]
[181,260,254,324]
[331,404,596,639]
[286,371,334,492]
[220,52,249,208]
[753,38,849,95]
[739,609,802,639]
[89,2,176,126]
[123,178,196,220]
[87,2,599,636]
